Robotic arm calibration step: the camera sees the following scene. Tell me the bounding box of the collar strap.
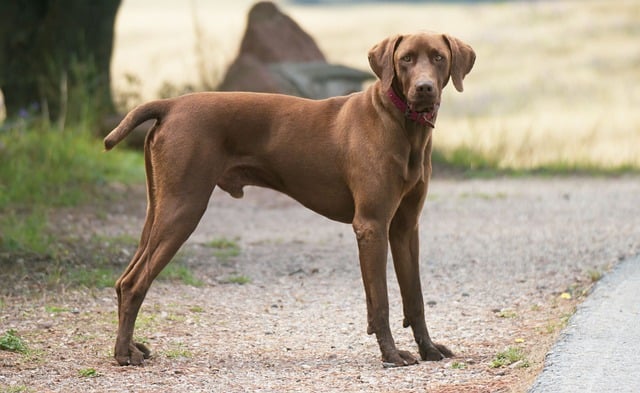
[386,88,438,128]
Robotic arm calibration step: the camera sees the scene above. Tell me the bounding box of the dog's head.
[368,32,475,113]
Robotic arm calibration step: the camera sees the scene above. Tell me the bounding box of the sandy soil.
[2,175,639,392]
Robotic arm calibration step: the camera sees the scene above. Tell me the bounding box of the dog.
[104,32,475,367]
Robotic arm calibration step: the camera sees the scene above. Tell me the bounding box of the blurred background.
[0,0,639,253]
[111,0,640,170]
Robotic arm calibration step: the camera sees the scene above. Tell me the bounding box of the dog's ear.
[368,35,403,90]
[443,35,475,92]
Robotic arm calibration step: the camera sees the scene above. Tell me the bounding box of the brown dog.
[104,32,475,367]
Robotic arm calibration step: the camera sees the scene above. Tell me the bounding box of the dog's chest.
[399,130,431,188]
[402,150,426,187]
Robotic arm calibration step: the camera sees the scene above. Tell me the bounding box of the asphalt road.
[529,254,640,392]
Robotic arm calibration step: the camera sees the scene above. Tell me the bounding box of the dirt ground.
[2,175,640,392]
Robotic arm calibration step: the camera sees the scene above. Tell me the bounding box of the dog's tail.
[103,99,172,151]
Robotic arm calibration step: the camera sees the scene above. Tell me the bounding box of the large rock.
[103,1,372,149]
[218,1,372,99]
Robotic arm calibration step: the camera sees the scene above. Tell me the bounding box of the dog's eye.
[401,55,412,62]
[433,54,444,62]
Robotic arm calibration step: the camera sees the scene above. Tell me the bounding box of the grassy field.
[112,0,640,171]
[0,120,144,252]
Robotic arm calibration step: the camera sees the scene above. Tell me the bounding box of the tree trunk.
[0,0,121,123]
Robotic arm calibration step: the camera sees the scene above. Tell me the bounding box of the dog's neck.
[386,88,438,128]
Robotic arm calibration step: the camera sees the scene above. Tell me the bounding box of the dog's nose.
[415,81,435,94]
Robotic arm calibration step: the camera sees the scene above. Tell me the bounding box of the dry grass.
[112,0,640,170]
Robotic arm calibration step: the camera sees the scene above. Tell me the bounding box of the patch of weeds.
[221,275,251,285]
[165,313,186,322]
[45,305,69,313]
[587,268,603,283]
[68,266,118,288]
[159,263,203,287]
[0,329,28,353]
[134,313,158,332]
[92,234,138,260]
[451,361,466,369]
[542,322,557,334]
[559,311,574,327]
[23,348,45,364]
[490,347,529,368]
[165,343,193,359]
[432,145,501,174]
[78,367,100,378]
[133,336,150,345]
[0,209,52,254]
[1,385,32,393]
[0,121,144,253]
[189,305,204,313]
[459,191,508,200]
[206,237,241,259]
[496,309,518,319]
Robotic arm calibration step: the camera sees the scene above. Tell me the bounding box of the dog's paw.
[382,350,420,368]
[115,342,152,366]
[418,341,453,361]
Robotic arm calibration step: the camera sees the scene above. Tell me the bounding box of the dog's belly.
[217,162,355,224]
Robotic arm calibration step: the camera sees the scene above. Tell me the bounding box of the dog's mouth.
[409,101,438,114]
[387,88,440,127]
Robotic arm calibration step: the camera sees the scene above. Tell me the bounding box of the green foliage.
[450,361,466,369]
[0,123,143,209]
[159,263,204,287]
[221,275,251,285]
[587,268,603,283]
[0,120,143,253]
[496,309,518,319]
[44,305,69,313]
[164,342,193,359]
[0,385,31,393]
[431,146,637,177]
[206,237,241,259]
[0,329,27,353]
[490,347,529,368]
[432,145,500,173]
[78,367,99,377]
[0,209,51,254]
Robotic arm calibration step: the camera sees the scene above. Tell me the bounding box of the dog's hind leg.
[114,188,213,365]
[114,144,218,366]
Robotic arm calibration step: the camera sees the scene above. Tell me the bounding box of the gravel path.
[2,176,639,392]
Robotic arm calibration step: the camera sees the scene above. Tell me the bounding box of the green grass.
[44,305,70,313]
[206,237,241,259]
[78,367,100,378]
[450,361,466,370]
[0,329,28,353]
[0,386,32,393]
[158,262,204,287]
[496,309,518,319]
[221,274,251,285]
[164,342,193,359]
[0,123,143,210]
[587,268,603,283]
[67,266,118,288]
[0,121,143,253]
[490,347,530,368]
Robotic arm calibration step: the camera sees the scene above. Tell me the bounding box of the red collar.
[386,88,438,128]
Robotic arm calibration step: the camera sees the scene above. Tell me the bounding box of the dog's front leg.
[353,217,418,367]
[389,190,453,361]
